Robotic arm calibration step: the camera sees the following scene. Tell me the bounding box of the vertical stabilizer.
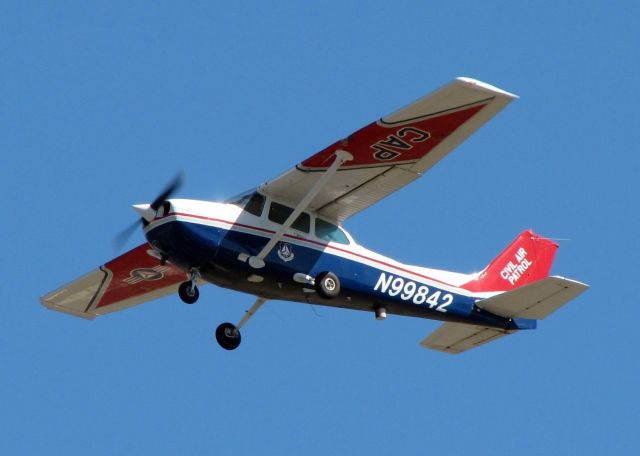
[462,230,558,293]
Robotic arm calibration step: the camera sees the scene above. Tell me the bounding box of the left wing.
[41,244,188,319]
[261,77,517,223]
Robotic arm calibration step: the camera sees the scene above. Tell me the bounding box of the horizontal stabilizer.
[420,322,513,354]
[476,276,588,319]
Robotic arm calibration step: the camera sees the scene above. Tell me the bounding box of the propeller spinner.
[113,173,184,249]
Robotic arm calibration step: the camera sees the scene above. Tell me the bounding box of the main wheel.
[178,281,199,304]
[315,271,340,299]
[216,322,241,350]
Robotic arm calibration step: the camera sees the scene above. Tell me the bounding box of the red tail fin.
[462,230,558,293]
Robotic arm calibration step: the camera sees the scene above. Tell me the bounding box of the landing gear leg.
[178,269,200,304]
[215,297,267,350]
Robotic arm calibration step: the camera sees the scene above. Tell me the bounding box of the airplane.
[41,77,588,354]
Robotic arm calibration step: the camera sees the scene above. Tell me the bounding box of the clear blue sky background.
[1,1,638,454]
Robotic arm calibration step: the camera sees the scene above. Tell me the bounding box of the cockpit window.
[268,202,310,233]
[315,218,350,244]
[230,191,265,217]
[244,193,265,216]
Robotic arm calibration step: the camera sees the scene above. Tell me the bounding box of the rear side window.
[268,202,310,233]
[315,218,349,244]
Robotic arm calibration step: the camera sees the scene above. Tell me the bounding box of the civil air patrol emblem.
[124,266,171,285]
[277,242,294,262]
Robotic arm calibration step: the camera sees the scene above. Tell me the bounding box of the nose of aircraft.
[133,203,156,222]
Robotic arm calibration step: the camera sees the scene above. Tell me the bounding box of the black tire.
[215,322,241,350]
[178,281,199,304]
[315,271,340,299]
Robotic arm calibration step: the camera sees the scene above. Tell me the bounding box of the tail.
[462,230,558,293]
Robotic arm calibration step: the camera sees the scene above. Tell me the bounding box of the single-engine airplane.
[41,78,588,353]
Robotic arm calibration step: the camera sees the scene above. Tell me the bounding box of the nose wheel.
[178,269,201,304]
[178,281,199,304]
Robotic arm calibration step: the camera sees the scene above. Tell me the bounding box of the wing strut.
[248,150,353,268]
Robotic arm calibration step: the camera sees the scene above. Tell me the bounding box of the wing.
[261,77,517,223]
[40,244,188,319]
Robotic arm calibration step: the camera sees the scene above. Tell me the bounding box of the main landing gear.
[180,268,342,350]
[215,322,241,350]
[215,297,267,350]
[314,271,340,299]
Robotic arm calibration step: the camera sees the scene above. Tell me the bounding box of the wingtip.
[455,77,519,99]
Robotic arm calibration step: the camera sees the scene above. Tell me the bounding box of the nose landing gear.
[178,269,201,304]
[178,281,199,304]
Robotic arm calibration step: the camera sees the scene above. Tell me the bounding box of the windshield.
[228,190,265,217]
[315,218,350,244]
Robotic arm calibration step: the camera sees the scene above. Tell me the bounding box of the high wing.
[260,77,517,223]
[40,244,188,319]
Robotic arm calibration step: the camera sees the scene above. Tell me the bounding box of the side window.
[244,193,265,217]
[268,202,310,233]
[315,218,350,245]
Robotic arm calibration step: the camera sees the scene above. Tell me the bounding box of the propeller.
[113,173,184,250]
[150,173,184,211]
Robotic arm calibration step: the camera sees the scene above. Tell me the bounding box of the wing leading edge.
[261,77,517,223]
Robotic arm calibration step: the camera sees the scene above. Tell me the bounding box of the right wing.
[40,244,188,319]
[261,78,517,223]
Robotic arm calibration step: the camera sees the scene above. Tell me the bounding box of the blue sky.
[1,1,638,454]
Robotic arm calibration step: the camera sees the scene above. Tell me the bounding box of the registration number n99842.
[373,272,453,312]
